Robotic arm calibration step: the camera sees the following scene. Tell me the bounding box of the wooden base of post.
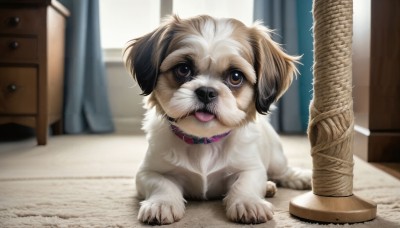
[289,192,377,223]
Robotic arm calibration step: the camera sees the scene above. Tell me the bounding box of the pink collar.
[170,125,230,144]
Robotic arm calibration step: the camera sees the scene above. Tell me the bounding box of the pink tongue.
[194,111,215,122]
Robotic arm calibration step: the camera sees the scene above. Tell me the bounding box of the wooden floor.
[372,163,400,180]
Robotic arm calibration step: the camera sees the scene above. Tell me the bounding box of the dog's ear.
[123,16,178,95]
[249,23,300,114]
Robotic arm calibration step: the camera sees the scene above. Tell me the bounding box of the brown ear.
[123,16,179,95]
[250,23,300,114]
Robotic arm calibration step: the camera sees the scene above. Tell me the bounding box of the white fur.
[130,16,311,225]
[136,109,311,224]
[164,76,246,137]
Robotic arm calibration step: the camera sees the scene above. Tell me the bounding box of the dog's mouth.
[168,108,217,123]
[192,109,215,123]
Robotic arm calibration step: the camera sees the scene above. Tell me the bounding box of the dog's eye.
[174,64,193,78]
[227,70,244,87]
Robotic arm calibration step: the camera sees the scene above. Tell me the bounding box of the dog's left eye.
[227,70,244,87]
[174,64,193,79]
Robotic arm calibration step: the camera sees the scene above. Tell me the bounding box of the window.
[100,0,254,57]
[173,0,253,26]
[99,0,160,49]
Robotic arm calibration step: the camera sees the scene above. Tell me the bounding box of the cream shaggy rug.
[0,134,399,228]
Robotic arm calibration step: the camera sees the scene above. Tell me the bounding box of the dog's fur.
[124,15,311,225]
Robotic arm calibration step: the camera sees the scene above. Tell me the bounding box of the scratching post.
[289,0,377,223]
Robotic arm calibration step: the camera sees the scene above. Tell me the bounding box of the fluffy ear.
[123,16,178,95]
[250,23,300,114]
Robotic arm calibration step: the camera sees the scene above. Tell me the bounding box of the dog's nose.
[195,87,218,104]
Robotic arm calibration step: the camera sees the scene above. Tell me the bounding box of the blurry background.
[1,2,399,226]
[0,0,313,140]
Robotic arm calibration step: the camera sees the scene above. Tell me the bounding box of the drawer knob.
[9,41,19,49]
[7,84,18,93]
[8,17,20,27]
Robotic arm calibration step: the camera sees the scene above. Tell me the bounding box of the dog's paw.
[276,167,312,190]
[138,199,185,225]
[224,197,274,224]
[265,181,277,198]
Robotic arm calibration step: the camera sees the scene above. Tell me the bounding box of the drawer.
[0,36,38,62]
[0,8,41,34]
[0,67,37,114]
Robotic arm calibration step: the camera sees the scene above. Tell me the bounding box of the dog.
[123,15,311,225]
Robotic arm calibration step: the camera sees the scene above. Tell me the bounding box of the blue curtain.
[59,0,114,133]
[253,0,313,133]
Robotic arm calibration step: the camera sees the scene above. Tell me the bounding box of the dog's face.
[124,15,298,137]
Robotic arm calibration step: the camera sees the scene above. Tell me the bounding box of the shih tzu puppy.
[124,15,311,225]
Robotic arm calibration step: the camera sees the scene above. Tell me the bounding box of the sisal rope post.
[289,0,377,223]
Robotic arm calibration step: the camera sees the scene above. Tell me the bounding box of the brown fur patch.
[123,14,299,127]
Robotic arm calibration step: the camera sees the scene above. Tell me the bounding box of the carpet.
[0,135,399,227]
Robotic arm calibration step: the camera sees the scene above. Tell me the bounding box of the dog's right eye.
[174,64,193,79]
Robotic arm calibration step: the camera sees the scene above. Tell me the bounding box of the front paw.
[224,197,274,224]
[265,181,277,198]
[277,167,312,190]
[138,199,185,225]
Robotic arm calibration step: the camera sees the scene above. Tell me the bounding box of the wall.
[105,50,145,134]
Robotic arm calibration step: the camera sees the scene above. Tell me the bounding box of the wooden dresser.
[0,0,69,145]
[353,0,400,162]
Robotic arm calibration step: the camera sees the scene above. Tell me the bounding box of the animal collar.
[170,124,230,145]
